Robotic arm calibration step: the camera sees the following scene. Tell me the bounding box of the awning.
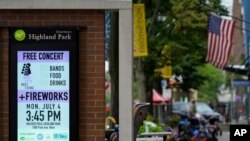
[152,89,169,104]
[224,64,248,75]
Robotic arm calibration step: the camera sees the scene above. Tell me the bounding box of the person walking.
[189,100,197,118]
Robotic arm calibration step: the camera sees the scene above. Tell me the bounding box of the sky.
[221,0,233,15]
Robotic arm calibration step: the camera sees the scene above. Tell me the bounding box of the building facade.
[230,0,244,64]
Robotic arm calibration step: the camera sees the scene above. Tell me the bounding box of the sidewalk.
[220,119,249,131]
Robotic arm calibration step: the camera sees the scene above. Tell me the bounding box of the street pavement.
[217,131,229,141]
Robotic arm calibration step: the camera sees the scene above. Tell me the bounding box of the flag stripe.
[206,14,235,69]
[221,20,230,68]
[217,25,224,67]
[222,21,235,68]
[218,20,228,68]
[222,18,234,68]
[212,36,218,64]
[214,36,220,65]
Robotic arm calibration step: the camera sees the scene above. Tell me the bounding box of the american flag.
[206,14,235,69]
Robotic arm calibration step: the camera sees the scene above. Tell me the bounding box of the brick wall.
[0,10,105,141]
[230,0,244,64]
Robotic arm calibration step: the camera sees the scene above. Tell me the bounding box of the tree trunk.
[134,58,147,102]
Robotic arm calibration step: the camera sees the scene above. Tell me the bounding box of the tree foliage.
[196,64,224,101]
[133,0,229,94]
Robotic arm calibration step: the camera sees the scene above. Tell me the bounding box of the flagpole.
[200,3,250,25]
[204,5,250,34]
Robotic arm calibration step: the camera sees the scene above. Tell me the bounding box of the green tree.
[196,64,224,102]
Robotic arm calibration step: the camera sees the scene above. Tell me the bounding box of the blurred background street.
[105,0,250,140]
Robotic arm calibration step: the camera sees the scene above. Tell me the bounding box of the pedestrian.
[189,100,197,118]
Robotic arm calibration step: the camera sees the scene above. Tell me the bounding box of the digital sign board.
[10,28,78,141]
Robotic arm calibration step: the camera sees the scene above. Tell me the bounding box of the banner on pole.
[133,4,148,57]
[155,66,172,79]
